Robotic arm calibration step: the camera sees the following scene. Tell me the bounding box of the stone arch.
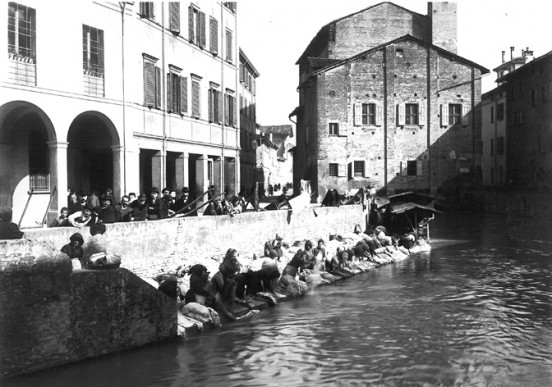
[0,101,58,227]
[66,111,120,200]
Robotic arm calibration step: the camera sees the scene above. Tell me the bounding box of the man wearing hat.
[172,187,197,217]
[96,194,118,223]
[147,187,163,220]
[130,194,148,221]
[67,204,96,228]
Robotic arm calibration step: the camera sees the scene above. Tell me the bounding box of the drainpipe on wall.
[220,3,225,193]
[161,3,167,188]
[383,47,388,192]
[120,2,127,194]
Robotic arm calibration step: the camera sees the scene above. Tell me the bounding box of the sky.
[237,0,552,128]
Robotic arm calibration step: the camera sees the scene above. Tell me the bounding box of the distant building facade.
[239,48,260,194]
[257,125,294,192]
[0,1,240,227]
[500,50,552,188]
[291,2,488,200]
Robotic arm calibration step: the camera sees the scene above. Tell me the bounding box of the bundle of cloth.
[180,302,221,327]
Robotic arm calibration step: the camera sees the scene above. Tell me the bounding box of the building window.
[8,2,36,86]
[143,54,161,109]
[225,91,237,127]
[8,2,35,60]
[448,104,462,125]
[167,65,183,113]
[406,160,417,176]
[531,89,537,106]
[541,86,547,104]
[405,103,419,125]
[329,123,339,135]
[83,25,104,97]
[490,106,494,123]
[226,28,233,63]
[139,2,154,19]
[518,110,524,125]
[208,84,222,123]
[28,131,49,192]
[329,163,338,177]
[191,76,201,118]
[189,5,205,48]
[362,103,376,125]
[497,136,504,155]
[168,2,180,34]
[490,138,494,156]
[209,17,218,55]
[353,161,365,177]
[497,103,504,121]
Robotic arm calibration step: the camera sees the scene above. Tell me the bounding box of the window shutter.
[347,162,352,180]
[192,81,200,118]
[144,62,155,107]
[199,12,206,48]
[419,103,426,126]
[226,29,232,62]
[239,64,244,82]
[224,94,230,126]
[440,104,449,127]
[353,103,361,126]
[376,104,383,126]
[180,76,187,113]
[232,96,237,128]
[461,104,470,126]
[397,104,405,126]
[217,92,223,124]
[188,6,194,43]
[169,2,180,34]
[98,30,104,74]
[338,164,346,177]
[155,66,161,109]
[416,160,423,176]
[167,74,173,112]
[210,18,218,54]
[208,89,213,122]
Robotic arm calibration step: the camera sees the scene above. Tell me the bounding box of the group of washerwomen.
[54,186,248,229]
[172,225,414,321]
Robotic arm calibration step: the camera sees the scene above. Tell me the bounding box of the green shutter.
[217,90,223,124]
[199,12,206,48]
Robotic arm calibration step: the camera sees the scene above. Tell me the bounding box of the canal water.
[5,212,552,386]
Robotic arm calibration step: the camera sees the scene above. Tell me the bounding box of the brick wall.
[0,240,176,378]
[19,205,364,279]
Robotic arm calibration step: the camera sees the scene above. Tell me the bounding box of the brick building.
[498,50,552,188]
[481,47,535,187]
[291,2,488,200]
[239,48,260,194]
[0,1,242,227]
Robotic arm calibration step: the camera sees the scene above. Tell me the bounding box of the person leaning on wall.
[0,207,23,240]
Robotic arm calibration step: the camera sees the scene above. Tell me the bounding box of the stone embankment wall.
[0,240,176,378]
[23,205,365,278]
[1,205,364,377]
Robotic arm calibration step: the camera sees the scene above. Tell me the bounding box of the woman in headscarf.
[185,264,212,305]
[207,248,241,320]
[61,233,87,269]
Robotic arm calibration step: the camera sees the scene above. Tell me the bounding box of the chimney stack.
[501,51,505,63]
[510,46,515,60]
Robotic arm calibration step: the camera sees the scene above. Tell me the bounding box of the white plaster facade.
[0,1,240,227]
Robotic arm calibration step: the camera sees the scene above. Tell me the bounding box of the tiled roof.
[259,125,293,137]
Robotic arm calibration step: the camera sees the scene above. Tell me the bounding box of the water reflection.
[4,212,552,386]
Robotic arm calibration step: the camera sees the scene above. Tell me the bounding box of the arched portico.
[0,101,58,228]
[67,111,121,201]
